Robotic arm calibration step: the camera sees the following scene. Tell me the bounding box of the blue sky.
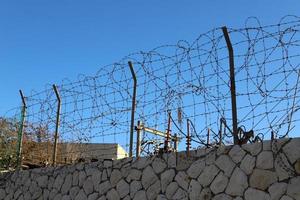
[0,0,299,115]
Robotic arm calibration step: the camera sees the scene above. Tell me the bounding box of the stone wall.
[0,138,300,200]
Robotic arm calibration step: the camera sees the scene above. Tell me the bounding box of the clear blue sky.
[0,0,299,114]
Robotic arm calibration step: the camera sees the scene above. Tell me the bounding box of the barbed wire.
[1,15,300,165]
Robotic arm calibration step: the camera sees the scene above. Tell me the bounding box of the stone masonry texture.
[0,138,300,200]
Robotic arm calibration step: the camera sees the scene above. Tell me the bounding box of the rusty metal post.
[164,111,171,151]
[222,26,239,145]
[16,90,26,169]
[128,61,137,157]
[136,120,141,157]
[186,119,191,157]
[207,128,210,147]
[52,84,61,166]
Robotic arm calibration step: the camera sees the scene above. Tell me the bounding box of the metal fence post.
[16,90,26,169]
[128,61,137,157]
[52,84,61,166]
[186,119,190,157]
[222,26,239,145]
[136,120,141,157]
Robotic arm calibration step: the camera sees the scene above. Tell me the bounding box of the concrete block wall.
[0,138,300,200]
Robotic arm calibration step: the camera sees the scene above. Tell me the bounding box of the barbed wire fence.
[1,15,300,169]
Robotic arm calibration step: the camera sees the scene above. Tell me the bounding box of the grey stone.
[75,189,88,200]
[123,195,130,200]
[70,186,80,199]
[163,152,176,168]
[172,188,188,200]
[103,160,113,168]
[61,174,72,195]
[268,182,287,200]
[275,153,293,181]
[257,151,274,169]
[295,159,300,174]
[142,166,158,189]
[229,145,246,163]
[0,188,6,199]
[210,172,228,194]
[98,196,106,200]
[54,193,62,200]
[133,190,147,200]
[174,171,189,190]
[197,164,219,187]
[215,155,235,177]
[286,176,300,200]
[250,169,277,190]
[132,157,152,169]
[225,167,248,196]
[116,179,129,198]
[106,188,120,200]
[127,169,142,182]
[245,188,271,200]
[199,187,212,200]
[152,157,167,174]
[212,193,233,200]
[110,169,122,187]
[242,142,262,156]
[83,177,94,195]
[130,181,142,198]
[240,154,256,175]
[188,179,202,200]
[36,175,48,188]
[165,182,178,199]
[160,169,175,192]
[283,138,300,163]
[78,170,86,187]
[102,169,108,181]
[280,195,294,200]
[146,180,161,200]
[187,158,205,178]
[91,170,101,188]
[62,195,71,200]
[73,170,79,186]
[157,194,167,200]
[53,175,64,191]
[98,181,111,196]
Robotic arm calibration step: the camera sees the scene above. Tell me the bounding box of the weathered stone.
[127,169,142,182]
[280,195,294,200]
[133,190,147,200]
[123,195,130,200]
[157,194,167,200]
[91,170,101,188]
[103,160,113,168]
[54,193,62,200]
[146,180,161,200]
[283,138,300,163]
[61,174,72,195]
[215,155,235,177]
[174,171,189,190]
[250,169,277,190]
[102,169,108,181]
[229,145,246,163]
[165,182,178,199]
[116,179,129,198]
[152,157,167,174]
[199,187,212,200]
[132,157,152,169]
[286,176,300,200]
[98,195,106,200]
[163,152,176,168]
[188,179,202,200]
[161,169,175,192]
[130,180,142,198]
[172,188,188,200]
[36,175,48,188]
[110,169,122,187]
[245,188,270,200]
[294,159,300,175]
[73,170,79,186]
[225,167,248,196]
[257,151,274,169]
[53,175,64,191]
[210,172,228,194]
[78,171,86,187]
[275,153,293,181]
[83,177,94,195]
[98,181,111,196]
[106,188,120,200]
[142,166,158,189]
[242,142,262,156]
[187,158,205,178]
[240,154,256,175]
[176,154,195,171]
[212,193,233,200]
[268,182,287,200]
[70,186,80,199]
[197,164,219,187]
[75,189,88,200]
[62,195,71,200]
